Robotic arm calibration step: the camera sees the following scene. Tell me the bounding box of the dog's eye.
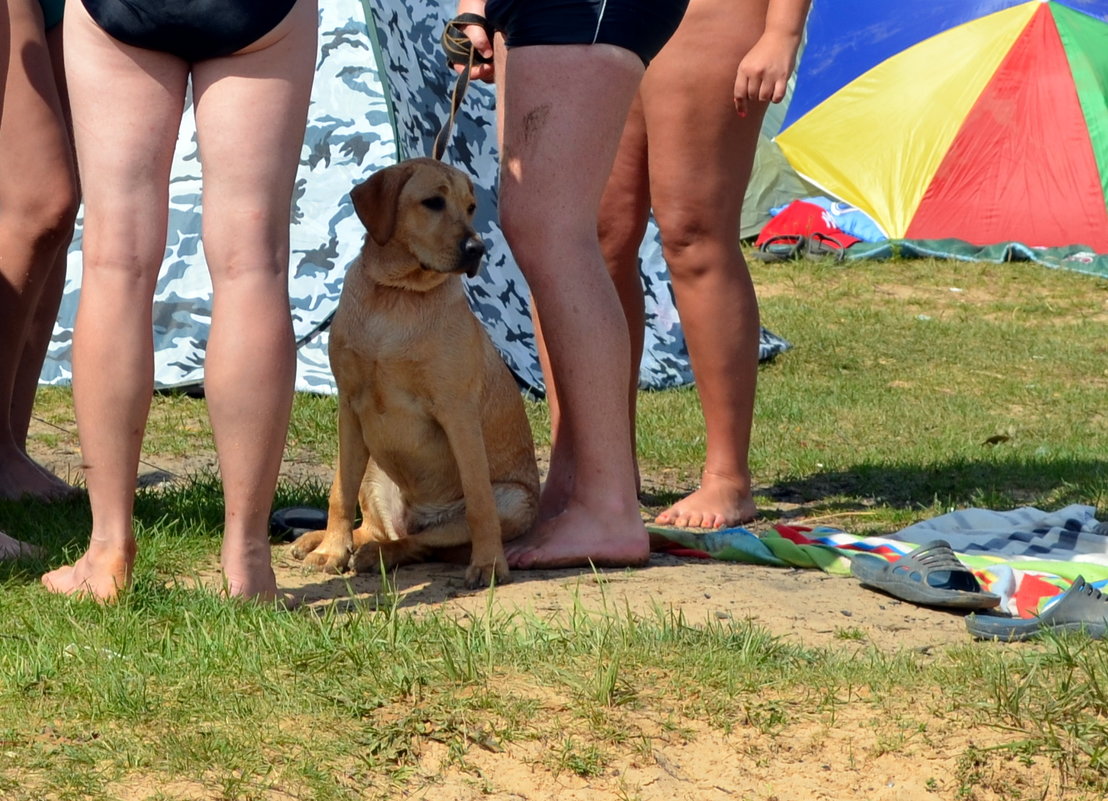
[421,196,446,211]
[467,203,476,216]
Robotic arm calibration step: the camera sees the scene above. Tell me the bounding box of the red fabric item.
[907,5,1108,252]
[662,548,714,560]
[755,200,861,248]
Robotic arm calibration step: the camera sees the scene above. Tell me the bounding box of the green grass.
[5,255,1108,799]
[639,257,1108,532]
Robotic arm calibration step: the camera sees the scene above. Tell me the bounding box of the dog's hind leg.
[351,483,535,586]
[494,481,539,544]
[350,510,469,578]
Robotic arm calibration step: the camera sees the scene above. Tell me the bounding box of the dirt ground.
[31,437,976,653]
[27,436,1066,801]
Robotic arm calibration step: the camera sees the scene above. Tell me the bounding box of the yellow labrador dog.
[291,159,539,587]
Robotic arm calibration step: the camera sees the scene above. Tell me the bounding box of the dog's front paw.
[304,550,352,574]
[465,556,511,589]
[290,529,352,573]
[290,529,326,560]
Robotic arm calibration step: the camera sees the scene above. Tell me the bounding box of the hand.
[454,0,496,83]
[733,30,800,117]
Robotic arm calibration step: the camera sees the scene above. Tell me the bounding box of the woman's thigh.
[640,0,769,234]
[0,0,75,211]
[190,0,317,270]
[499,43,644,241]
[63,0,189,264]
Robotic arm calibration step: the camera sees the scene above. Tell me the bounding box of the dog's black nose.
[459,237,486,278]
[461,237,486,260]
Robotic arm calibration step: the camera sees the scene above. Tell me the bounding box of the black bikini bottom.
[485,0,689,67]
[81,0,300,62]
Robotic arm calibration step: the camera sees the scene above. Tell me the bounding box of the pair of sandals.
[851,540,1108,642]
[755,232,851,262]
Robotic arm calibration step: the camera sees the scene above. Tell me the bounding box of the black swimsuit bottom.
[484,0,690,66]
[81,0,299,62]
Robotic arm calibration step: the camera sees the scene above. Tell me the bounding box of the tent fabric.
[42,0,394,392]
[844,238,1108,280]
[41,0,794,397]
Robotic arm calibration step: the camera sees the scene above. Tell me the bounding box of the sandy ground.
[39,441,978,652]
[24,436,1073,801]
[273,539,975,653]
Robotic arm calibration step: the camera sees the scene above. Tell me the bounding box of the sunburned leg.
[495,44,649,569]
[597,92,653,496]
[0,0,78,500]
[536,93,653,519]
[191,0,316,601]
[641,0,768,528]
[42,1,189,600]
[532,101,651,518]
[11,250,71,494]
[10,21,76,493]
[495,36,572,524]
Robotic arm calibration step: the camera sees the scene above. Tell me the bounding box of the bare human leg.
[536,90,653,519]
[41,0,189,600]
[10,19,75,478]
[191,0,316,601]
[643,0,768,528]
[597,92,653,498]
[497,44,650,569]
[0,0,78,501]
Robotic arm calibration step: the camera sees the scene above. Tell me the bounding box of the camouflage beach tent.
[41,0,795,397]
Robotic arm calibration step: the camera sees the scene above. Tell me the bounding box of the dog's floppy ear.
[350,163,416,246]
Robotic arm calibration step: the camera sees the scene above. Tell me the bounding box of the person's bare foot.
[0,449,75,501]
[654,470,757,529]
[41,541,136,602]
[221,539,281,603]
[0,531,41,560]
[536,474,570,523]
[506,499,650,570]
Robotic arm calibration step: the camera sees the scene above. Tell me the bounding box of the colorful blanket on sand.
[651,505,1108,619]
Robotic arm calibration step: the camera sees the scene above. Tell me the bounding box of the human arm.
[734,0,810,116]
[453,0,496,83]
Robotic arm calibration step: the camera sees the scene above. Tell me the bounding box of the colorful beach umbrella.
[775,0,1108,253]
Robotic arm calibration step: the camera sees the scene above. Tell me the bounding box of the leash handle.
[433,14,493,162]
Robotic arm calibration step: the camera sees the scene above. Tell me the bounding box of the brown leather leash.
[432,13,493,161]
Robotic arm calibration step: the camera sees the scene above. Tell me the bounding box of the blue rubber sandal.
[966,576,1108,641]
[269,506,328,542]
[850,540,1000,610]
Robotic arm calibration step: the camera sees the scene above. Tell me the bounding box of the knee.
[497,197,542,254]
[202,216,290,284]
[598,207,649,271]
[4,172,79,253]
[656,210,713,256]
[656,211,736,279]
[498,194,596,272]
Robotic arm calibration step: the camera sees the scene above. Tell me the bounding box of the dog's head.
[350,158,486,289]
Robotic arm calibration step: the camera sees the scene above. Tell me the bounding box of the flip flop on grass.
[850,539,1001,610]
[754,234,806,262]
[966,576,1108,641]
